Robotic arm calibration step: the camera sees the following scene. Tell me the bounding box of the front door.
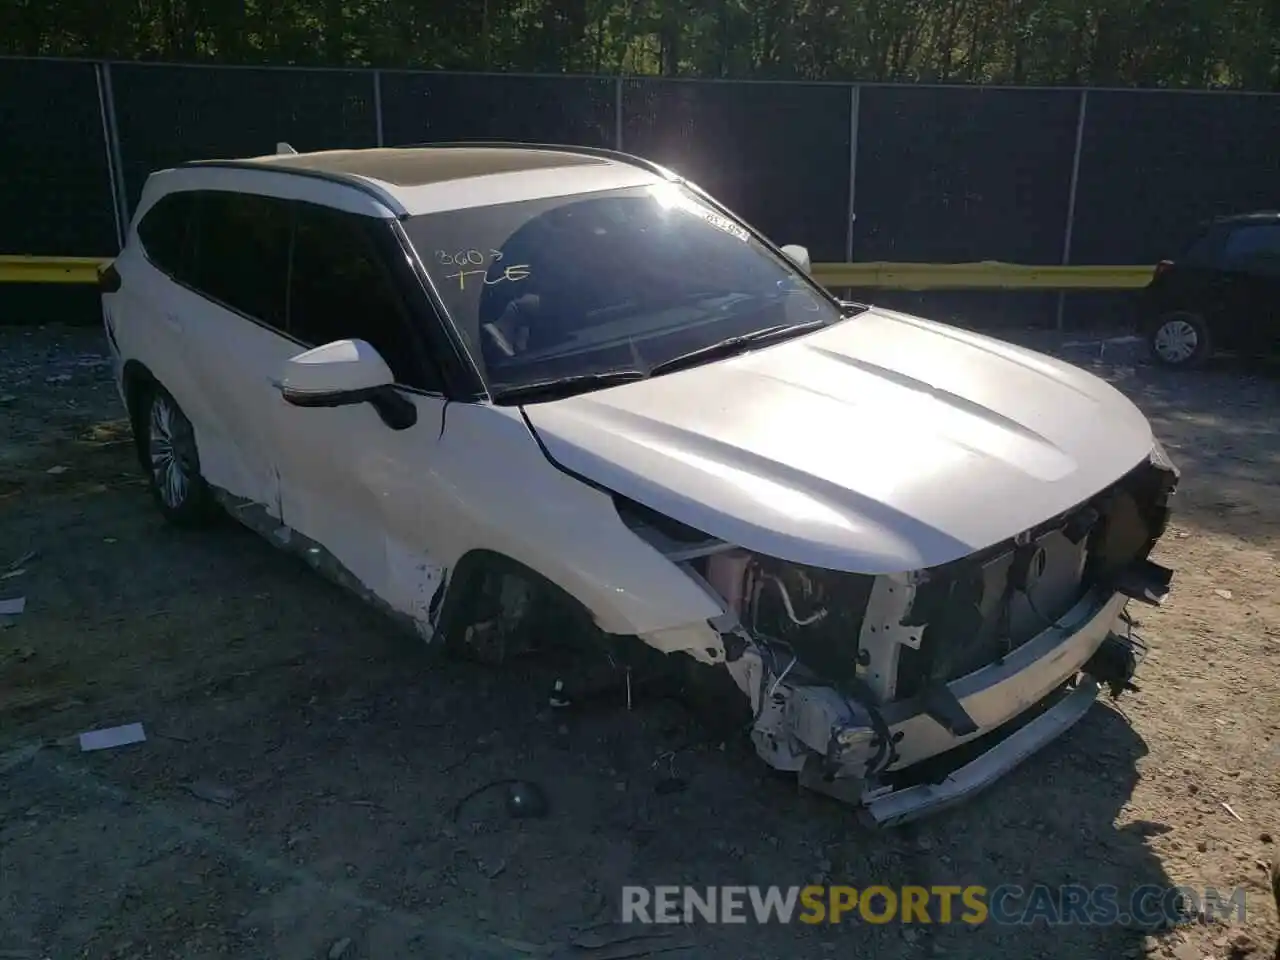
[1219,222,1280,354]
[269,201,453,628]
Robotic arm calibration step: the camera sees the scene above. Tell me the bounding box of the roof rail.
[398,140,683,182]
[174,159,410,218]
[1215,210,1280,222]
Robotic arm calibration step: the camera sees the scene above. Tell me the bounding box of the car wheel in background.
[139,383,217,526]
[1149,311,1211,368]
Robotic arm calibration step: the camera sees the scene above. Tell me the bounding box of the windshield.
[402,182,847,400]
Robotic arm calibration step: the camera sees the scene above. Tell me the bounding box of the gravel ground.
[0,323,1277,960]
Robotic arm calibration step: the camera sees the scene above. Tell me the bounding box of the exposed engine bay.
[614,445,1179,825]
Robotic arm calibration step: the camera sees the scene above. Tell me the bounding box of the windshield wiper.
[648,319,828,376]
[490,368,649,405]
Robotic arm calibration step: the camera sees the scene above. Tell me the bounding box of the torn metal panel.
[855,574,920,702]
[384,538,448,639]
[637,622,726,664]
[214,488,444,642]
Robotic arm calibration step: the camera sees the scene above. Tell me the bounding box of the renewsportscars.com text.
[621,884,1247,926]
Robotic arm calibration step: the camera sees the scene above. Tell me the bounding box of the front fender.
[428,403,723,641]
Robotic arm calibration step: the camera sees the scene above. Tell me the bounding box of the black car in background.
[1139,211,1280,368]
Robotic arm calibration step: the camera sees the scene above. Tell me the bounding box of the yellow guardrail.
[0,256,113,284]
[811,261,1153,290]
[0,256,1154,291]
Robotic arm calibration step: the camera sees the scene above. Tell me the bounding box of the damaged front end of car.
[618,444,1179,826]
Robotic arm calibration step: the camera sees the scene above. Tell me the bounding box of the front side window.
[402,182,845,400]
[192,191,291,329]
[288,203,431,389]
[1222,224,1280,276]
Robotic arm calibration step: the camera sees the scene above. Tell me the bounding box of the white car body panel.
[111,264,725,645]
[249,148,666,215]
[108,242,285,510]
[524,306,1155,574]
[105,146,1178,826]
[135,166,400,221]
[269,384,723,641]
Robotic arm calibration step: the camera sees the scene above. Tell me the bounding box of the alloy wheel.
[148,393,194,509]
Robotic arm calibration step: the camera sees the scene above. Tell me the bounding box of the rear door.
[1217,223,1280,354]
[110,187,293,511]
[172,190,296,512]
[105,189,200,407]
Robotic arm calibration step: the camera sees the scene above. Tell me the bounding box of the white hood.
[523,308,1155,574]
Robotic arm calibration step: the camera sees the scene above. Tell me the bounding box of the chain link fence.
[2,56,1279,327]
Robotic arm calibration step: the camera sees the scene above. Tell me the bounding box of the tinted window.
[136,192,196,283]
[1179,225,1225,265]
[288,203,430,389]
[192,191,290,328]
[1222,224,1280,275]
[402,182,841,395]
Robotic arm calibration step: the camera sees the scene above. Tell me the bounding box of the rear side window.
[1222,224,1280,275]
[192,191,291,329]
[288,203,431,389]
[136,192,196,283]
[1179,225,1226,265]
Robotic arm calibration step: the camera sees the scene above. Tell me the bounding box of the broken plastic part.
[919,683,979,737]
[1109,558,1174,606]
[1082,629,1146,698]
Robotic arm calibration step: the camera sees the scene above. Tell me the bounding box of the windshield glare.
[403,182,844,397]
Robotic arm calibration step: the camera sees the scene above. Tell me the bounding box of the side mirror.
[277,339,416,430]
[780,244,812,276]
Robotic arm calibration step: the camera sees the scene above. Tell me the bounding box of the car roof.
[249,145,610,186]
[165,144,669,219]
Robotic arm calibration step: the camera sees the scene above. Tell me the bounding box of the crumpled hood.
[522,308,1155,574]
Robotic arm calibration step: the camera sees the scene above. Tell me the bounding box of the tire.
[137,382,217,526]
[1148,311,1212,369]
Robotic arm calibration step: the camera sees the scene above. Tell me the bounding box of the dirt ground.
[1,322,1277,960]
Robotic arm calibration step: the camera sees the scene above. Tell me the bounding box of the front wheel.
[1148,312,1211,368]
[139,383,217,526]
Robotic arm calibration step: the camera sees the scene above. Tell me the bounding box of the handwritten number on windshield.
[444,263,532,291]
[436,248,504,267]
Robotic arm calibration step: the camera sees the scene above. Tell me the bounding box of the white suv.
[101,143,1178,825]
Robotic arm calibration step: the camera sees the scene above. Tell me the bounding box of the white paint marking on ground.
[79,722,147,752]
